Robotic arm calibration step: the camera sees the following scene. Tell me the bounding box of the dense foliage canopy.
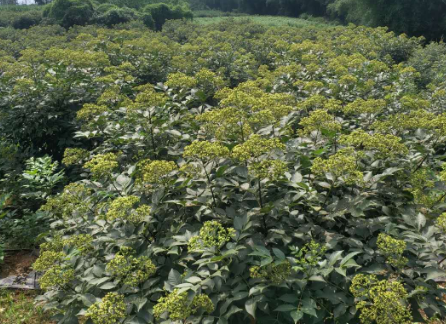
[2,16,446,324]
[0,0,192,29]
[191,0,446,40]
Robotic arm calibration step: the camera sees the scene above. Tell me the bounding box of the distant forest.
[190,0,446,40]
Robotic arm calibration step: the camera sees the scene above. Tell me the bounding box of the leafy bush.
[144,2,193,30]
[95,3,119,14]
[141,12,155,29]
[20,156,65,202]
[48,0,94,28]
[11,11,42,29]
[96,6,138,27]
[0,157,63,249]
[2,19,446,324]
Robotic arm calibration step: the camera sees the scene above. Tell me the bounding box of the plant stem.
[203,162,217,207]
[258,179,268,236]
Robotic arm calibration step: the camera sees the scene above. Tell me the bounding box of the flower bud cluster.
[299,109,341,136]
[153,289,214,321]
[39,266,75,291]
[377,233,408,269]
[311,148,363,185]
[250,261,291,284]
[350,274,412,324]
[188,220,235,251]
[183,141,230,162]
[106,247,156,287]
[339,130,408,158]
[136,159,177,185]
[40,183,92,219]
[84,153,119,179]
[86,292,127,324]
[62,148,90,166]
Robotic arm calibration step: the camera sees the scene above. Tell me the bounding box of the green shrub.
[144,3,171,30]
[42,3,52,17]
[48,0,94,28]
[12,11,42,30]
[96,7,138,27]
[2,19,446,324]
[141,11,155,29]
[95,3,118,14]
[144,2,193,30]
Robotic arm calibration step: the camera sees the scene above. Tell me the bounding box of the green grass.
[194,15,333,28]
[0,290,54,324]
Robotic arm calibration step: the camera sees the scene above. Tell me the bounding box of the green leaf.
[185,276,202,284]
[168,269,182,286]
[340,251,362,267]
[99,282,117,290]
[328,251,343,266]
[290,310,303,323]
[275,304,297,312]
[79,293,97,307]
[272,248,286,260]
[301,298,318,318]
[245,299,257,319]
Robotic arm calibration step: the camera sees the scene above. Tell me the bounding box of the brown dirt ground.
[0,250,37,278]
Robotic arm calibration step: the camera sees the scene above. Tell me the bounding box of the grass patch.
[193,14,333,27]
[0,290,54,324]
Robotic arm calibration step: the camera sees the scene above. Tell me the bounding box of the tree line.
[192,0,446,40]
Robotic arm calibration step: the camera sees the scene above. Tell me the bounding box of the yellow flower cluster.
[64,234,94,255]
[343,98,386,115]
[179,163,202,178]
[250,261,291,284]
[106,247,156,286]
[311,148,363,185]
[35,233,94,274]
[76,104,109,121]
[195,68,226,90]
[188,220,236,251]
[299,109,341,136]
[33,251,66,272]
[250,159,288,181]
[232,135,285,162]
[436,213,446,232]
[44,48,110,70]
[86,293,126,324]
[196,107,252,142]
[83,153,119,179]
[97,86,132,108]
[153,289,214,321]
[39,266,75,291]
[371,110,436,133]
[294,240,327,269]
[106,196,149,223]
[350,274,412,324]
[339,130,408,158]
[39,235,64,253]
[40,183,92,219]
[213,81,295,129]
[183,141,230,162]
[399,95,430,111]
[62,148,89,166]
[377,233,408,269]
[131,86,168,109]
[408,168,439,207]
[136,159,177,185]
[165,72,197,89]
